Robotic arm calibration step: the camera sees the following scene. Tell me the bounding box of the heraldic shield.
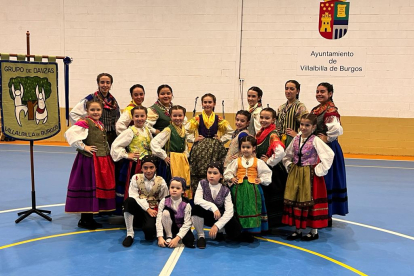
[319,0,350,40]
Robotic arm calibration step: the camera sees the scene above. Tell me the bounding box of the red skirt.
[282,173,328,229]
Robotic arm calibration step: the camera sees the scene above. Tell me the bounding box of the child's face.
[169,180,184,199]
[171,110,185,126]
[98,76,112,95]
[235,114,249,130]
[132,109,147,128]
[207,167,222,185]
[247,90,260,107]
[158,88,173,106]
[87,103,103,120]
[240,141,255,158]
[202,96,215,114]
[132,87,145,105]
[285,82,299,101]
[300,119,316,137]
[142,162,156,179]
[259,111,275,128]
[316,85,332,104]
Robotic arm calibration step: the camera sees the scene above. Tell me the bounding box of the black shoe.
[184,242,196,248]
[78,219,97,230]
[215,233,225,242]
[92,220,102,228]
[328,218,333,227]
[122,236,134,247]
[197,237,206,249]
[240,232,255,243]
[287,232,302,241]
[301,233,319,241]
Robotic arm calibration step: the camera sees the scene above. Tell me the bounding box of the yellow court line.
[0,228,125,250]
[255,237,368,276]
[345,165,414,170]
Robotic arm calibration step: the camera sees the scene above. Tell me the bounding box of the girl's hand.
[214,134,219,140]
[164,157,171,165]
[231,177,239,184]
[286,128,297,137]
[317,134,328,143]
[254,178,261,184]
[231,154,238,160]
[158,237,167,247]
[209,225,219,239]
[147,208,158,217]
[260,155,269,162]
[195,135,205,142]
[168,236,180,248]
[127,152,140,161]
[155,129,161,135]
[84,145,97,154]
[213,210,221,220]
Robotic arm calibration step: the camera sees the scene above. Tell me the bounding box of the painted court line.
[0,149,75,154]
[256,236,367,276]
[159,244,185,276]
[346,164,414,170]
[0,203,65,214]
[0,228,124,250]
[333,218,414,241]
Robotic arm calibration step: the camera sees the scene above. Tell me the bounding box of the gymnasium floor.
[0,143,413,276]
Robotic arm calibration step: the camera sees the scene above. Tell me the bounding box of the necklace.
[243,156,252,165]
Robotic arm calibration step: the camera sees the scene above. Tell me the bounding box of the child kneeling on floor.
[156,177,195,248]
[122,155,169,247]
[192,161,242,249]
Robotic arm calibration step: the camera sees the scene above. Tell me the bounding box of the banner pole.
[15,31,52,223]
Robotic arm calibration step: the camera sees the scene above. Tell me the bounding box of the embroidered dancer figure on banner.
[11,84,28,126]
[35,85,48,124]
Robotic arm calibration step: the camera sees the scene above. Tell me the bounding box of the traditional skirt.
[262,163,288,228]
[231,178,268,233]
[115,159,142,215]
[325,140,348,216]
[170,152,191,198]
[282,164,328,229]
[189,138,227,193]
[66,153,116,214]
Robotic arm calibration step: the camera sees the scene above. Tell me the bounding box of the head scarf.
[169,176,187,191]
[208,161,224,175]
[141,155,158,168]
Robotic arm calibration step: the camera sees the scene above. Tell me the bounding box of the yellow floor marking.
[255,236,367,276]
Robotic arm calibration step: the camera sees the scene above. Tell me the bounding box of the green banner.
[0,60,60,140]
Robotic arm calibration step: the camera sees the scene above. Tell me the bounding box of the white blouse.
[223,157,272,187]
[110,126,153,162]
[282,135,334,177]
[64,125,89,150]
[266,144,286,167]
[156,197,192,239]
[69,99,88,125]
[193,182,234,230]
[325,116,343,142]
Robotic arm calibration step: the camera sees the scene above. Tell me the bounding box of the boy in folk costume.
[122,155,168,247]
[192,162,241,249]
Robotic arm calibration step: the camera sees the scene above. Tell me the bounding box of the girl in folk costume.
[122,155,169,247]
[156,177,195,248]
[311,82,348,225]
[192,162,242,249]
[282,114,334,241]
[65,100,116,230]
[111,106,153,213]
[256,108,287,228]
[224,136,272,242]
[115,84,147,135]
[186,93,233,193]
[246,86,263,136]
[276,80,308,148]
[151,105,191,196]
[70,73,120,146]
[223,110,251,168]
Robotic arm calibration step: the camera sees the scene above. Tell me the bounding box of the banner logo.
[319,0,350,40]
[0,61,60,140]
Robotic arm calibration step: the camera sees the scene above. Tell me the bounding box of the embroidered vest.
[164,196,189,228]
[151,104,171,132]
[136,175,164,209]
[77,118,110,157]
[167,125,186,153]
[198,114,219,138]
[292,135,319,166]
[256,130,278,158]
[236,157,258,184]
[127,126,152,160]
[199,179,230,209]
[313,106,338,136]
